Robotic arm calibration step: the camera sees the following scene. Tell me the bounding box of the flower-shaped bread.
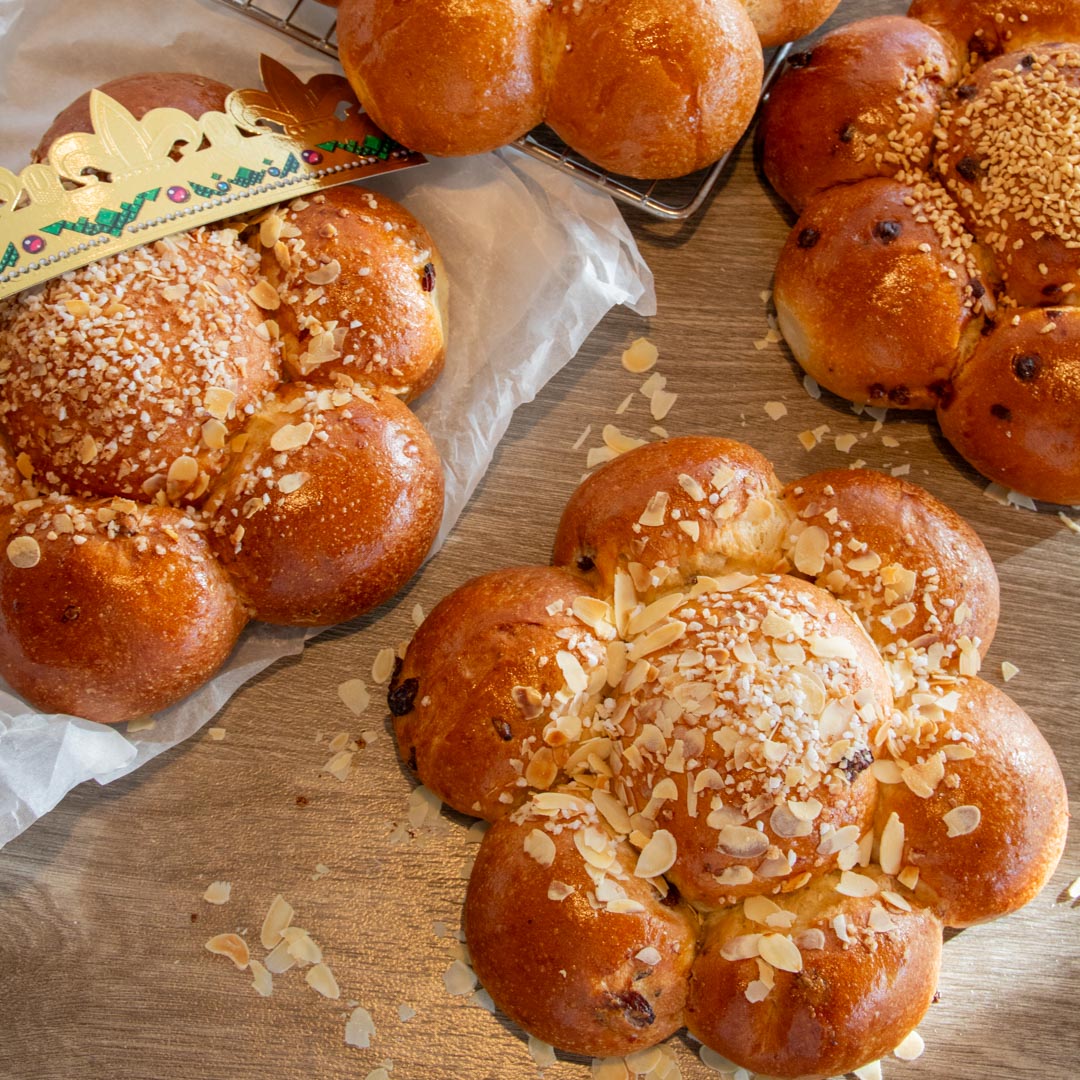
[760,0,1080,504]
[0,185,446,723]
[390,436,1067,1079]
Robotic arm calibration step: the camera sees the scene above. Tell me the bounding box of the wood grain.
[2,1,1079,1078]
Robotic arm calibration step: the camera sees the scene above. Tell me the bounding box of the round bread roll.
[742,0,842,48]
[390,565,598,819]
[875,678,1068,928]
[760,16,960,213]
[553,436,788,597]
[686,870,943,1079]
[32,72,232,164]
[337,0,553,158]
[935,308,1080,504]
[337,0,780,178]
[545,0,763,180]
[260,187,446,401]
[774,177,995,410]
[0,496,248,724]
[204,381,443,625]
[909,0,1080,60]
[783,469,1000,668]
[615,575,889,909]
[464,793,698,1058]
[935,44,1080,308]
[0,226,281,505]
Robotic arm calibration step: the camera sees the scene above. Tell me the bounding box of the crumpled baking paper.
[0,0,656,849]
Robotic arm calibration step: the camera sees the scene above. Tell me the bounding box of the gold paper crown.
[0,56,425,300]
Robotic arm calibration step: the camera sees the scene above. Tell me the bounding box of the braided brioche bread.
[0,87,448,721]
[335,0,841,179]
[762,0,1080,503]
[391,436,1067,1078]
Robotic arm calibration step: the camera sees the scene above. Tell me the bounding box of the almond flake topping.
[6,536,40,569]
[759,934,802,973]
[634,828,677,878]
[278,471,309,494]
[306,962,340,999]
[525,828,557,867]
[638,491,670,527]
[371,648,396,684]
[793,525,829,575]
[345,1006,376,1049]
[305,259,342,285]
[943,805,981,837]
[894,1030,926,1062]
[879,812,905,876]
[270,421,315,453]
[260,894,295,949]
[248,279,281,310]
[836,871,878,898]
[205,933,249,969]
[202,881,231,905]
[528,1036,557,1069]
[204,386,236,421]
[717,825,770,859]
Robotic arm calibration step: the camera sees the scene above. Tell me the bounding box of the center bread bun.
[335,0,849,179]
[0,76,450,724]
[390,436,1068,1078]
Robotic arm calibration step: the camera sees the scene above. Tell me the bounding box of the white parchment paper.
[0,0,656,848]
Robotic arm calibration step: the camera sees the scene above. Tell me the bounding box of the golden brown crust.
[391,566,596,819]
[909,0,1080,60]
[31,73,232,164]
[774,177,994,410]
[545,0,763,180]
[0,227,281,505]
[0,498,248,724]
[262,188,447,401]
[205,382,442,626]
[783,468,1000,665]
[686,871,943,1079]
[553,436,789,596]
[876,677,1069,928]
[741,0,842,48]
[337,0,554,158]
[760,16,961,213]
[464,799,698,1058]
[936,308,1080,504]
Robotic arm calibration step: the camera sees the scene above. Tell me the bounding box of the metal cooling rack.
[209,0,791,221]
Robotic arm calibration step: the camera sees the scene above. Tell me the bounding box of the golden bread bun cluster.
[390,436,1067,1078]
[0,184,447,724]
[762,0,1080,504]
[335,0,843,180]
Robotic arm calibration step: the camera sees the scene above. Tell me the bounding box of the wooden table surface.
[2,2,1078,1078]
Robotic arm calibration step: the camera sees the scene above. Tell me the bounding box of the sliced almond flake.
[260,894,294,949]
[205,933,249,969]
[338,678,370,716]
[548,880,575,901]
[898,866,920,890]
[764,401,787,421]
[322,750,354,781]
[879,812,905,876]
[720,933,762,961]
[277,471,309,494]
[943,805,981,837]
[444,959,477,996]
[556,650,588,694]
[167,455,199,484]
[759,934,802,973]
[854,1062,883,1080]
[717,824,770,858]
[651,389,677,421]
[635,946,662,966]
[305,259,342,285]
[634,829,677,878]
[834,433,858,454]
[407,785,442,828]
[626,1046,663,1073]
[207,727,226,741]
[411,603,425,627]
[807,634,857,661]
[638,490,670,527]
[524,828,557,867]
[345,1005,376,1048]
[371,648,397,684]
[248,958,273,998]
[1058,512,1080,534]
[1001,661,1020,682]
[202,881,231,905]
[628,620,686,661]
[871,759,904,784]
[894,1030,925,1061]
[798,430,818,451]
[627,592,686,636]
[282,927,322,966]
[264,939,296,974]
[248,279,281,310]
[639,371,667,400]
[678,519,701,541]
[593,790,632,835]
[795,928,826,951]
[677,472,707,501]
[818,824,861,856]
[588,445,618,469]
[744,979,771,1004]
[607,898,646,914]
[603,424,647,455]
[270,421,314,453]
[528,1035,557,1069]
[868,906,897,933]
[881,890,912,912]
[836,871,878,898]
[716,866,754,886]
[398,1003,416,1022]
[743,896,781,924]
[902,753,945,798]
[306,962,341,999]
[622,337,658,373]
[793,525,828,576]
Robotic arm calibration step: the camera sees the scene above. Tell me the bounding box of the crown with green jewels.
[0,55,426,301]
